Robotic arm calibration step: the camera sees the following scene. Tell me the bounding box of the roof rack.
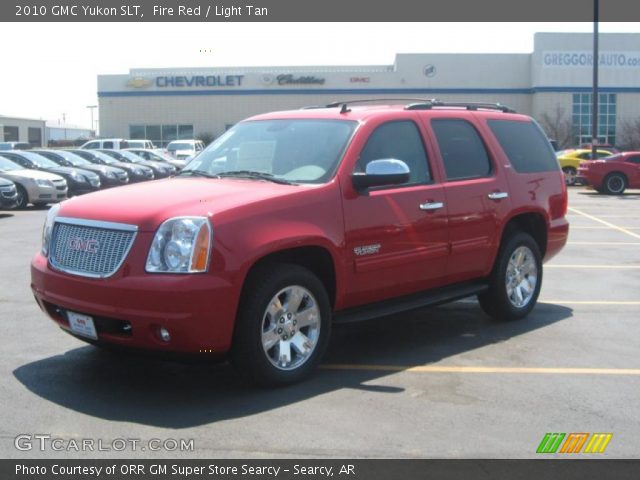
[405,100,516,113]
[302,98,436,114]
[300,98,517,114]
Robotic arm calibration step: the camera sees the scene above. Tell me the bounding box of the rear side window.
[431,119,491,180]
[103,141,114,149]
[488,120,559,173]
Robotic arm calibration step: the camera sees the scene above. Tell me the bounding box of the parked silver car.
[0,155,67,208]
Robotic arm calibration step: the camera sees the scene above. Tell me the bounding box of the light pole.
[86,105,97,137]
[591,0,599,159]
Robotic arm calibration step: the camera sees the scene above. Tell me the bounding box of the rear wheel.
[601,172,626,195]
[478,232,542,321]
[230,264,331,387]
[15,185,29,209]
[562,167,577,186]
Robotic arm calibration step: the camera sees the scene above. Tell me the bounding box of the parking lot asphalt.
[1,188,639,459]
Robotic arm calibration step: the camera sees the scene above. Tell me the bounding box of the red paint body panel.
[577,152,640,190]
[31,105,569,356]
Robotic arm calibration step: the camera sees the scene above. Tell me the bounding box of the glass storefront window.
[571,93,616,145]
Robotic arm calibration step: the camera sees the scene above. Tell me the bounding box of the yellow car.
[556,148,615,185]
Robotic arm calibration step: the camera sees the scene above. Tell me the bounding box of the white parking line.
[567,242,640,246]
[540,300,640,305]
[321,364,640,375]
[568,207,640,240]
[546,265,640,269]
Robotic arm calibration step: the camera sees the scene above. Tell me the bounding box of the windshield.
[56,151,92,166]
[83,151,119,164]
[118,151,145,163]
[16,152,61,168]
[147,150,175,162]
[181,119,356,184]
[0,156,24,171]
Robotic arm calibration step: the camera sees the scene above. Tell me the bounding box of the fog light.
[158,327,171,342]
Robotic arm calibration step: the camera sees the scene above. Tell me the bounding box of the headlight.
[70,171,85,182]
[88,175,100,186]
[41,203,61,256]
[146,217,212,273]
[133,168,143,175]
[35,179,53,188]
[106,171,116,179]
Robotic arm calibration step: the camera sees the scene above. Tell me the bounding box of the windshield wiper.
[217,170,294,185]
[176,170,220,178]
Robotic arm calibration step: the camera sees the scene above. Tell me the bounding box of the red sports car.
[577,151,640,194]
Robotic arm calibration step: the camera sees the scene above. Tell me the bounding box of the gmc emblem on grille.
[67,237,99,254]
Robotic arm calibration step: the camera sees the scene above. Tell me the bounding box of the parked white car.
[166,140,205,160]
[80,138,130,150]
[127,139,157,149]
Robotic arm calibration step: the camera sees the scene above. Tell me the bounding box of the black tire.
[32,202,49,209]
[15,185,29,209]
[562,167,577,186]
[230,264,332,387]
[601,172,627,195]
[478,232,542,322]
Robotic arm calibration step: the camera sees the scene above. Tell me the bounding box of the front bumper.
[30,183,67,203]
[0,187,18,208]
[31,253,239,354]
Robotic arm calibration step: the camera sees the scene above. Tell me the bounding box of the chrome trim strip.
[55,216,138,232]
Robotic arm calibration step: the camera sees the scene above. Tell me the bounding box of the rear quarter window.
[488,119,559,173]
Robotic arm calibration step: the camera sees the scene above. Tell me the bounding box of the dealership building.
[98,32,640,148]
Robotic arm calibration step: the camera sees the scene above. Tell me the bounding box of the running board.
[333,281,488,324]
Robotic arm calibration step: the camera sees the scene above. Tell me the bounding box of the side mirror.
[352,159,410,192]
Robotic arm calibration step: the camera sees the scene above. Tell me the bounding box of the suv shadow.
[13,301,572,429]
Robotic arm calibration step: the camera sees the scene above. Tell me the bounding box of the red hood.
[58,177,305,231]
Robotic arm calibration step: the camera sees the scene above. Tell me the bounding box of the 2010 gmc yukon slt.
[31,100,569,386]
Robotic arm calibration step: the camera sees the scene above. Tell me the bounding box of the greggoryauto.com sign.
[543,51,640,68]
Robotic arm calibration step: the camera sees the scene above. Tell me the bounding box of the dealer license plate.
[67,311,98,340]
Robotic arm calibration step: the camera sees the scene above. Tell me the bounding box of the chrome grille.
[0,186,16,198]
[49,217,137,278]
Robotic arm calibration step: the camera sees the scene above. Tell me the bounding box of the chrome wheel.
[505,246,538,308]
[562,167,577,186]
[261,285,321,371]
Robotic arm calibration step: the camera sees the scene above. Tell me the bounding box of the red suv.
[31,100,569,386]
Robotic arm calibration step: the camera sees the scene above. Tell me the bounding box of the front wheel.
[601,173,626,195]
[562,167,577,186]
[15,185,29,209]
[230,264,331,387]
[478,232,542,321]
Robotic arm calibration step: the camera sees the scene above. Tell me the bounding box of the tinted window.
[488,119,559,173]
[432,119,491,180]
[85,142,99,149]
[358,121,430,185]
[626,156,640,164]
[103,141,114,149]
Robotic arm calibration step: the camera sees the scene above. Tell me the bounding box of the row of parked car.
[0,147,185,209]
[556,146,640,194]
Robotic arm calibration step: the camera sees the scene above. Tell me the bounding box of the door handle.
[419,201,444,211]
[487,192,509,200]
